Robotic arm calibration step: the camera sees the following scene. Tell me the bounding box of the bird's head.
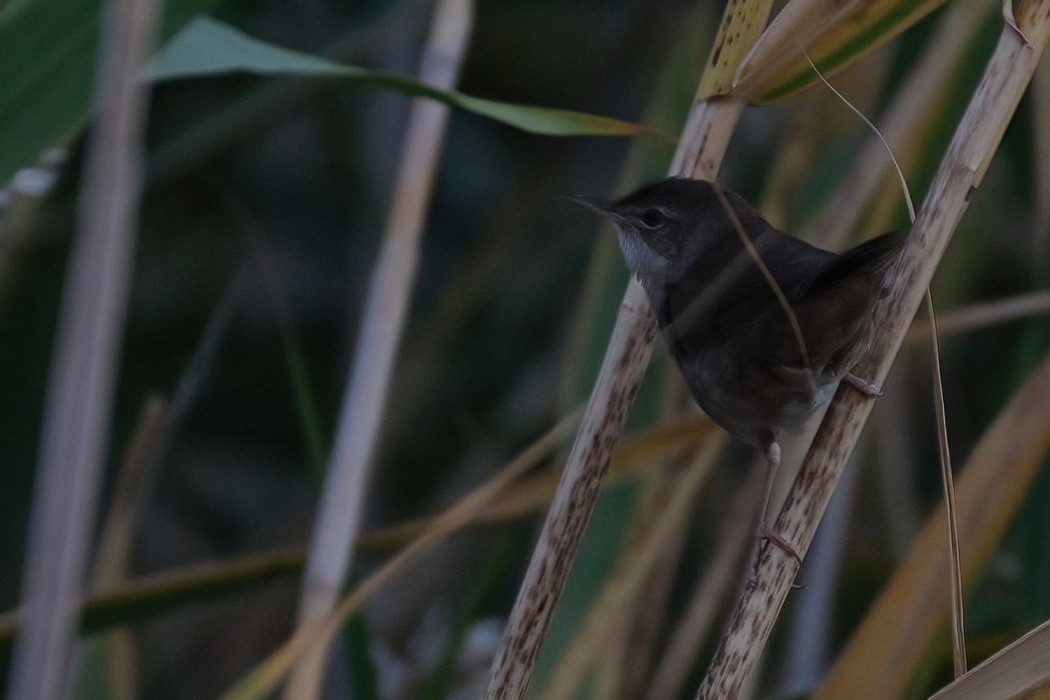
[568,178,731,290]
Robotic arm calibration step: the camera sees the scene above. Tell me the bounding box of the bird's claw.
[748,523,803,587]
[845,372,883,397]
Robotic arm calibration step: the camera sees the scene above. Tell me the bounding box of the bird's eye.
[640,208,665,228]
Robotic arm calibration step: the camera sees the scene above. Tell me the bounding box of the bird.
[569,176,904,559]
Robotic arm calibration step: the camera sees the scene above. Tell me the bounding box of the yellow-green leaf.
[728,0,949,105]
[151,17,664,139]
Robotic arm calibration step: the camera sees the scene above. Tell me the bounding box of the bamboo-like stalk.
[537,442,720,700]
[286,1,473,697]
[483,2,774,696]
[482,279,658,697]
[696,4,1050,697]
[749,5,985,685]
[5,0,159,697]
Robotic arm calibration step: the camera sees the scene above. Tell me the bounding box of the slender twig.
[927,292,967,675]
[713,182,812,371]
[6,0,159,697]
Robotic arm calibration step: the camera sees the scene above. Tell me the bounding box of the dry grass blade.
[483,2,774,696]
[646,458,763,700]
[287,1,473,697]
[454,414,711,526]
[6,0,159,696]
[819,349,1050,698]
[0,410,700,646]
[733,0,949,104]
[220,409,580,700]
[696,4,1050,697]
[929,620,1050,699]
[89,397,170,700]
[338,415,708,553]
[92,398,169,590]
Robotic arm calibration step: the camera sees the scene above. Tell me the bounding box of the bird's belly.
[679,348,838,449]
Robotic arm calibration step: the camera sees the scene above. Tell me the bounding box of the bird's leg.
[845,372,882,397]
[749,441,802,584]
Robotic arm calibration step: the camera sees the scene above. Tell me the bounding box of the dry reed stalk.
[537,442,720,700]
[286,1,473,697]
[6,0,159,697]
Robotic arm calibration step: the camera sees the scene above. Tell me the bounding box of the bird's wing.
[764,231,906,375]
[659,227,833,348]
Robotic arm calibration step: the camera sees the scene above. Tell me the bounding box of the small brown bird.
[570,177,903,555]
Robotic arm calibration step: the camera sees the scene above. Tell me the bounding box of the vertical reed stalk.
[7,0,160,697]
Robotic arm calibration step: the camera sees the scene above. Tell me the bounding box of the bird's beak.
[564,194,614,219]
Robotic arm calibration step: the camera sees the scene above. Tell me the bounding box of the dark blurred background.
[2,0,1048,697]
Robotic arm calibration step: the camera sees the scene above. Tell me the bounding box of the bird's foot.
[758,523,802,565]
[845,372,883,397]
[748,522,803,586]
